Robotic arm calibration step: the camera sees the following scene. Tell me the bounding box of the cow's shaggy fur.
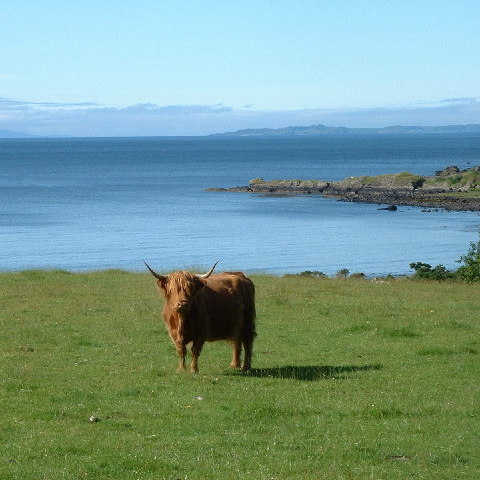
[146,264,256,373]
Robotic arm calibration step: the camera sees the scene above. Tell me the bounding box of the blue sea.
[1,135,480,276]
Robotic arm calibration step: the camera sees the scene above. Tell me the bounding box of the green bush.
[395,172,425,189]
[409,262,454,281]
[457,234,480,282]
[349,272,366,279]
[336,268,350,278]
[297,270,327,278]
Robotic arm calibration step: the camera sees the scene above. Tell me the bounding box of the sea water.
[1,135,480,276]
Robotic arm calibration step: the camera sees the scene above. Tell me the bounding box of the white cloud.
[0,97,479,137]
[120,103,233,114]
[438,97,478,105]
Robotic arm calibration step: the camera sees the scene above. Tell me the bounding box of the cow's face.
[157,272,206,314]
[145,262,217,314]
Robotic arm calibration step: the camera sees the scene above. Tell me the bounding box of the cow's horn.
[198,261,218,279]
[144,261,167,281]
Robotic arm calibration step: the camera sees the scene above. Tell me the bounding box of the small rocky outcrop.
[435,166,460,176]
[377,205,398,211]
[208,166,480,211]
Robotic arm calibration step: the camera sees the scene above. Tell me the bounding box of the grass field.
[1,270,479,479]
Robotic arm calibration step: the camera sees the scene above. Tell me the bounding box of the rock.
[386,455,410,461]
[377,204,397,211]
[435,166,460,177]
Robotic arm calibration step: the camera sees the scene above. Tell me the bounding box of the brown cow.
[145,262,256,373]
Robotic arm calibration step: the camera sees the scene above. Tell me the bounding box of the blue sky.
[1,1,479,136]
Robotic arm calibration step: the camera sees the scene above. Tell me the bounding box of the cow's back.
[200,272,256,341]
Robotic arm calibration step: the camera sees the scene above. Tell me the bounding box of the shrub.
[349,272,366,279]
[457,234,480,282]
[409,262,454,281]
[295,271,327,278]
[336,268,350,279]
[395,172,425,189]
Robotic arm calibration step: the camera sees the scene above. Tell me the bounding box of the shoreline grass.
[1,270,479,479]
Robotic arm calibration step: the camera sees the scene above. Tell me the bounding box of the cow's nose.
[176,301,189,312]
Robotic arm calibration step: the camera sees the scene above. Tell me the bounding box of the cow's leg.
[230,341,242,368]
[190,340,204,373]
[176,343,187,371]
[241,336,254,371]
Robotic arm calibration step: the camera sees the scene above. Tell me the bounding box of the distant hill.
[0,129,36,138]
[212,123,480,136]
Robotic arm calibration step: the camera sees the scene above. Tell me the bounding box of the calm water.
[1,135,480,276]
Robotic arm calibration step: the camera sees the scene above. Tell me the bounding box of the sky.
[1,1,479,136]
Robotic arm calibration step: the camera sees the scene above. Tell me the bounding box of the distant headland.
[208,166,480,211]
[211,123,480,137]
[0,129,37,139]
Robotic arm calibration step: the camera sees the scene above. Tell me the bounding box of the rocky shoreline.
[207,166,480,211]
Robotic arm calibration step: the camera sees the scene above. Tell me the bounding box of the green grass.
[344,172,426,189]
[1,271,479,479]
[425,170,480,190]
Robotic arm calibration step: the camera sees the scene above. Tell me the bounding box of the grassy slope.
[1,271,479,479]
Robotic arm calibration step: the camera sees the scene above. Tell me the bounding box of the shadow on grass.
[230,364,383,381]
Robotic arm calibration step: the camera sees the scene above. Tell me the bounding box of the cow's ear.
[156,278,168,293]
